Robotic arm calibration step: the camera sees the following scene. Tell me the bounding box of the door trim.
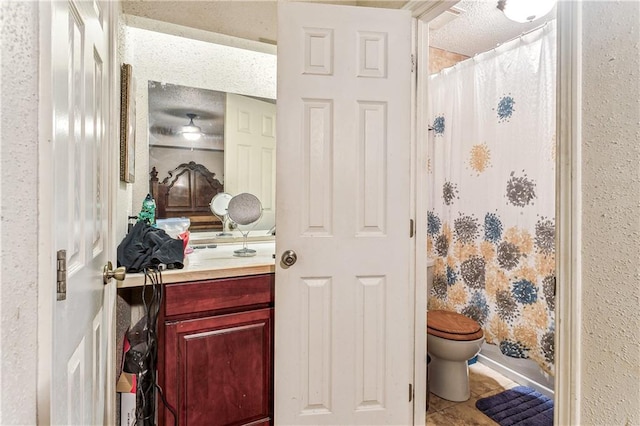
[104,1,120,423]
[555,2,582,424]
[409,14,421,426]
[410,2,465,424]
[37,1,54,423]
[403,0,458,19]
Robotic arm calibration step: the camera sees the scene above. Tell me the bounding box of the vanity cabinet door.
[162,308,273,426]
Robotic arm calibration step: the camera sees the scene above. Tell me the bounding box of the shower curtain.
[427,23,556,375]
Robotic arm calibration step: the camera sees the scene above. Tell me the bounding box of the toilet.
[427,310,484,402]
[426,260,484,402]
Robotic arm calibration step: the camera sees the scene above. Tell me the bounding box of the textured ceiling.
[121,1,279,44]
[121,0,406,44]
[429,0,557,56]
[121,0,556,64]
[148,81,226,137]
[147,81,275,138]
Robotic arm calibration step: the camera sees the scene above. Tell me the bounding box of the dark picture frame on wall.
[120,63,136,183]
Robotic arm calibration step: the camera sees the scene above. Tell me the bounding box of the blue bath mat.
[475,386,553,426]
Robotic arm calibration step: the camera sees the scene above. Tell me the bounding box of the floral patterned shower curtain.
[427,23,556,375]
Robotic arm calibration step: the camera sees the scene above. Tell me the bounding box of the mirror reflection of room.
[147,82,276,232]
[148,82,226,231]
[124,17,276,233]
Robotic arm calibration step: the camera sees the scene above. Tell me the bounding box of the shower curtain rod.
[431,20,555,79]
[475,20,552,58]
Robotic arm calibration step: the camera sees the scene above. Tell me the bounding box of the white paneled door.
[276,3,413,425]
[45,0,115,424]
[225,93,277,231]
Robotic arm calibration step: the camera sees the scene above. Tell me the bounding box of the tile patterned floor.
[426,362,519,425]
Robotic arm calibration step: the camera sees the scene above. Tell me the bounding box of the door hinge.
[409,383,414,402]
[57,250,67,301]
[411,54,416,73]
[409,219,415,238]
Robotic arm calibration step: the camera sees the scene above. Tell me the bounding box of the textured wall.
[121,1,279,44]
[0,1,39,424]
[121,22,277,219]
[580,1,640,424]
[428,46,468,74]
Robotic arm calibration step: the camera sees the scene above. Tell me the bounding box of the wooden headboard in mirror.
[150,161,224,231]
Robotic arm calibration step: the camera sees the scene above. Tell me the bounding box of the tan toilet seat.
[427,310,484,341]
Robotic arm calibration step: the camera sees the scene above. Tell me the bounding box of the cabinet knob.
[281,250,298,267]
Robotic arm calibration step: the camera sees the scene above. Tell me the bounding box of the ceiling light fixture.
[497,0,556,23]
[180,113,202,141]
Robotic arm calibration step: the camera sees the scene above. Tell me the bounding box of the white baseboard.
[477,352,555,399]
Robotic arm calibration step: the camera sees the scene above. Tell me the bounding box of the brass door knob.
[103,261,126,284]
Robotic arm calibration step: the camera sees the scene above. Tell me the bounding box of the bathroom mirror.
[125,19,277,234]
[147,81,276,233]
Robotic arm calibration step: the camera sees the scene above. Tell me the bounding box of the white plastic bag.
[155,217,190,238]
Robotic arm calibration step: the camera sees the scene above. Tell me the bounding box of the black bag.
[117,221,184,272]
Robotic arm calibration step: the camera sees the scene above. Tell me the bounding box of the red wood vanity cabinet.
[157,273,274,426]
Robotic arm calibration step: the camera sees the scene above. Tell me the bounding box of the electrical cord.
[155,382,177,426]
[135,268,156,425]
[134,267,178,426]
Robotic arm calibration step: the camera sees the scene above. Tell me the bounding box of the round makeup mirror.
[227,193,263,257]
[209,192,233,236]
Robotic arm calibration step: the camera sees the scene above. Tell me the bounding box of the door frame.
[36,1,120,423]
[402,3,458,424]
[37,1,54,421]
[104,3,121,422]
[410,1,582,424]
[554,2,582,424]
[406,2,472,424]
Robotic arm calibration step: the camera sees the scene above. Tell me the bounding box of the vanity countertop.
[116,241,276,288]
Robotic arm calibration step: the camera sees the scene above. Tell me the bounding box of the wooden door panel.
[164,308,273,426]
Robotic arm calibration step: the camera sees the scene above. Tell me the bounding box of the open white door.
[276,3,413,425]
[40,0,116,423]
[225,93,277,230]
